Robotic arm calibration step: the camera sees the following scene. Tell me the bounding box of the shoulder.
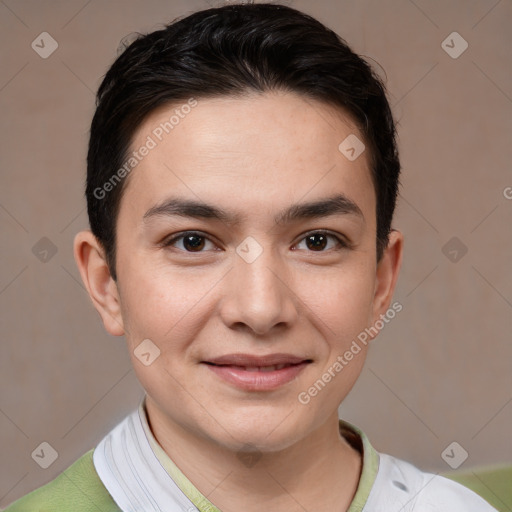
[364,453,498,511]
[445,464,512,511]
[2,450,121,512]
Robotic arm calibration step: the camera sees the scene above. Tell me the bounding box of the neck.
[145,400,362,512]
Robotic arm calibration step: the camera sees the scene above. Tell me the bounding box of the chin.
[206,407,309,453]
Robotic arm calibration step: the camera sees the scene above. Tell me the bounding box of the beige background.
[1,0,511,507]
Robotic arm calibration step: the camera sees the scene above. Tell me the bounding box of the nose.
[219,246,299,336]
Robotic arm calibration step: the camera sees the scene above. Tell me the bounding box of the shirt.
[3,396,497,511]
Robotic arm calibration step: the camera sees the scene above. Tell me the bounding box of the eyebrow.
[143,193,364,226]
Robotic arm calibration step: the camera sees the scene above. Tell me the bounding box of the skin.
[74,91,403,511]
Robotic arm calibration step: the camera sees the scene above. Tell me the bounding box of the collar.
[94,394,380,511]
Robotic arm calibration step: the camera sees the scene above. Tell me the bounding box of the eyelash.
[161,230,351,253]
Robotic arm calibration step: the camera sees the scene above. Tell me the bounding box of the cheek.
[118,264,205,406]
[118,259,216,351]
[297,264,376,344]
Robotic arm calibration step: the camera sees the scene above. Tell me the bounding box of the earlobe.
[73,230,125,336]
[371,229,404,328]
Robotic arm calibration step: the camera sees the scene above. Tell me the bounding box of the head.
[75,3,403,453]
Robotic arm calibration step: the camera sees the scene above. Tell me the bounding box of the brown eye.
[294,231,347,252]
[163,232,216,252]
[305,233,328,251]
[183,235,205,251]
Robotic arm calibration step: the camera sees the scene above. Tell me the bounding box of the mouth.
[202,353,312,391]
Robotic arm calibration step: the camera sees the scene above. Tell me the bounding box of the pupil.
[184,235,205,251]
[306,234,327,251]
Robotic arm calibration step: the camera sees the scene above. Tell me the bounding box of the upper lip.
[204,353,311,367]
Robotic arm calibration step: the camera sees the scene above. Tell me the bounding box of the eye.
[294,231,347,252]
[163,231,218,252]
[162,230,349,254]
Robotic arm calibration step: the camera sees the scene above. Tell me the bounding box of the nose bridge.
[221,240,297,334]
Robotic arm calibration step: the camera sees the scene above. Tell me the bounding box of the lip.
[202,353,312,391]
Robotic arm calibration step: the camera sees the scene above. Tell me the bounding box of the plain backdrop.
[1,0,511,507]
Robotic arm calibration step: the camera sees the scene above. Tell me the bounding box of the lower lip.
[204,362,309,391]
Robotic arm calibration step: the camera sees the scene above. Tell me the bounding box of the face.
[85,91,401,453]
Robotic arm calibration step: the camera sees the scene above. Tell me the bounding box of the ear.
[370,229,403,330]
[73,230,125,336]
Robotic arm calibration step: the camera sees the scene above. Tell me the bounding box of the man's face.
[112,91,389,452]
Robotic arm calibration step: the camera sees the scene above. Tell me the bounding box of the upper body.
[3,398,497,512]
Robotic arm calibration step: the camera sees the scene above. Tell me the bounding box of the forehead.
[120,91,375,227]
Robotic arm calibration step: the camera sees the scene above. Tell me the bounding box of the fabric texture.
[2,448,121,512]
[364,452,498,511]
[92,400,199,511]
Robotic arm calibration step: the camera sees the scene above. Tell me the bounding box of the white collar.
[93,400,198,512]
